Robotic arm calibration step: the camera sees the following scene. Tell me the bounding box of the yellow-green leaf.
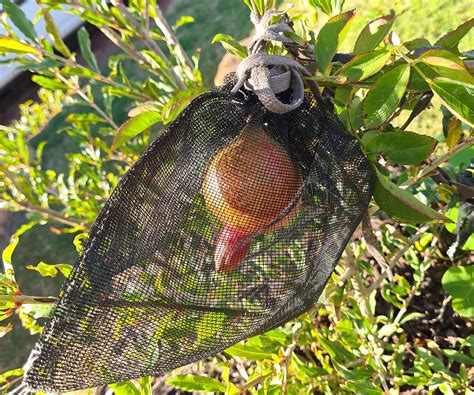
[0,36,39,55]
[43,9,71,57]
[446,117,462,149]
[212,34,248,58]
[27,262,72,278]
[112,111,162,150]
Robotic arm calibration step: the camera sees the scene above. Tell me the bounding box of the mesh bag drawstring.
[23,10,375,392]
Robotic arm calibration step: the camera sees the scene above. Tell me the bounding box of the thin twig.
[12,200,87,229]
[282,341,297,395]
[144,0,150,32]
[115,3,186,90]
[367,224,430,294]
[401,136,474,188]
[362,213,394,281]
[153,5,195,72]
[429,295,453,324]
[0,294,57,305]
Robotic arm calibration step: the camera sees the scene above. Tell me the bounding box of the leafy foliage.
[0,0,473,393]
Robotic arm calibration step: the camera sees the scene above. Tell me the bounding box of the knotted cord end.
[232,10,313,114]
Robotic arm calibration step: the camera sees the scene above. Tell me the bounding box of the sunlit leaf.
[31,75,67,90]
[435,17,474,52]
[27,262,72,278]
[225,342,274,360]
[0,36,39,54]
[212,34,248,58]
[174,15,195,30]
[314,10,355,73]
[353,13,395,54]
[112,111,162,150]
[166,375,226,392]
[43,9,71,57]
[162,87,206,124]
[309,0,345,15]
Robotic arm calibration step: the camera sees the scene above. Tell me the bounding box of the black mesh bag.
[23,74,374,392]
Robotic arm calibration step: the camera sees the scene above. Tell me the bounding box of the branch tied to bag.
[231,10,321,114]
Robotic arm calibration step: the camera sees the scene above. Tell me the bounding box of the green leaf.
[373,169,449,223]
[166,375,226,392]
[435,17,474,52]
[109,381,140,395]
[353,13,395,54]
[161,87,206,125]
[429,78,474,127]
[31,75,67,90]
[0,36,39,54]
[61,66,97,79]
[66,113,105,125]
[309,0,345,15]
[416,348,446,372]
[441,349,474,365]
[419,49,474,84]
[2,220,38,281]
[442,265,474,318]
[445,117,462,149]
[78,27,99,71]
[27,262,72,278]
[336,49,392,83]
[212,34,248,58]
[314,10,356,73]
[112,111,162,150]
[362,130,436,164]
[225,342,274,360]
[399,312,424,325]
[43,9,71,57]
[363,63,410,128]
[0,0,37,41]
[174,15,195,30]
[138,376,152,395]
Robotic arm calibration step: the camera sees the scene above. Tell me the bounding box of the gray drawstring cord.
[231,10,311,114]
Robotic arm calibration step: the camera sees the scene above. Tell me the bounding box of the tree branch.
[401,136,474,188]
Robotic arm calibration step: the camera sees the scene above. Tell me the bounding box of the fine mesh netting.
[24,77,374,392]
